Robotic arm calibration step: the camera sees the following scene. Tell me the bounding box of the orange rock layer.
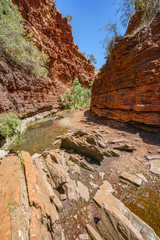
[0,0,94,117]
[91,12,160,126]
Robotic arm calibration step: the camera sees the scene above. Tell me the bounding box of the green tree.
[0,0,49,78]
[87,54,97,65]
[66,14,73,24]
[59,78,92,109]
[83,52,97,65]
[70,78,83,108]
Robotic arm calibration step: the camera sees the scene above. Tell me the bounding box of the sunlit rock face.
[0,0,94,117]
[91,11,160,126]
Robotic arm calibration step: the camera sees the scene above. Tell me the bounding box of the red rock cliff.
[91,11,160,126]
[0,0,94,117]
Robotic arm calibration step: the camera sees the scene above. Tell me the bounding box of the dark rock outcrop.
[0,0,94,117]
[91,11,160,126]
[60,130,120,162]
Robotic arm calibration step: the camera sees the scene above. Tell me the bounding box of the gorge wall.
[91,11,160,126]
[0,0,94,117]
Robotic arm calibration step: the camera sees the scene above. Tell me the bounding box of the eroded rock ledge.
[91,11,160,126]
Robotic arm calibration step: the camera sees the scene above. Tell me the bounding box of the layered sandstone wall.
[91,11,160,126]
[0,0,94,117]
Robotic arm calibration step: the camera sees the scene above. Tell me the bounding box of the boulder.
[148,160,160,176]
[99,180,114,193]
[61,131,119,162]
[67,160,81,176]
[114,144,136,152]
[86,224,103,240]
[69,155,95,172]
[46,157,70,188]
[136,173,148,183]
[0,150,9,162]
[64,181,79,202]
[120,172,143,186]
[99,172,105,181]
[145,155,160,160]
[77,181,90,202]
[61,135,104,162]
[93,189,159,240]
[79,233,90,240]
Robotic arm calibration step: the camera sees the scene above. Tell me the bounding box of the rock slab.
[94,189,160,240]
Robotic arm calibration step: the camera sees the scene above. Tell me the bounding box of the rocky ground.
[0,108,160,240]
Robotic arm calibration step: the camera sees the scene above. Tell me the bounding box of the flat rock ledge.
[119,171,143,186]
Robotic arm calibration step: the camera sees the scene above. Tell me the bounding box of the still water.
[10,118,69,155]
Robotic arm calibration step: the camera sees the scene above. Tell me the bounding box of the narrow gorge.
[0,1,160,240]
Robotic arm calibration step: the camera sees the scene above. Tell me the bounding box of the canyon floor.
[0,108,160,240]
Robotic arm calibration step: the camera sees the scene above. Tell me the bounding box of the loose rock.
[148,160,160,176]
[77,181,90,202]
[119,172,143,186]
[114,144,136,152]
[86,224,103,240]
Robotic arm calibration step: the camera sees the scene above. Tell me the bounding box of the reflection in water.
[10,118,68,155]
[115,185,160,237]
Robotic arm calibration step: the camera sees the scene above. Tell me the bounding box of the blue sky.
[56,0,127,69]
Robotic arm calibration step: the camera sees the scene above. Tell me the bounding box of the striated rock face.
[0,0,94,117]
[91,11,160,126]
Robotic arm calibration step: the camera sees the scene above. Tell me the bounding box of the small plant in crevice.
[66,14,73,24]
[20,157,24,171]
[0,113,21,138]
[8,201,14,211]
[59,78,92,110]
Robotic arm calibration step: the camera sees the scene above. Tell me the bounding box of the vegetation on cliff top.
[66,14,73,24]
[117,0,160,28]
[83,53,97,65]
[0,0,49,78]
[101,0,160,57]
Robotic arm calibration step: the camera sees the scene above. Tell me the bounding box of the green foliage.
[0,0,49,78]
[8,201,13,211]
[0,113,21,138]
[20,157,24,171]
[83,52,97,65]
[66,14,73,23]
[99,22,119,57]
[14,133,23,145]
[87,54,97,65]
[59,78,92,109]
